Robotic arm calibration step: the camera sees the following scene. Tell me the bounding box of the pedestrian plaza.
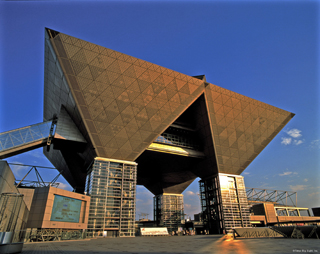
[21,235,320,254]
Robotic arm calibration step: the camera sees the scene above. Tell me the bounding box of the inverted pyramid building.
[0,28,295,236]
[42,28,294,195]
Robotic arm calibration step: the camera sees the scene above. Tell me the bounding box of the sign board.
[50,195,82,223]
[140,227,168,236]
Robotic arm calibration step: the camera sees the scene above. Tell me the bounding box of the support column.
[85,157,137,237]
[154,194,184,233]
[199,173,251,234]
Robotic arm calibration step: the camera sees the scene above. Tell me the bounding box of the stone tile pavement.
[21,235,320,254]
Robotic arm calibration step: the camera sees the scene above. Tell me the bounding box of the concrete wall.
[27,186,90,229]
[0,161,17,194]
[264,203,278,223]
[17,188,35,211]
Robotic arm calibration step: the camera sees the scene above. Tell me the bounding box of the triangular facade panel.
[205,85,294,175]
[49,31,206,161]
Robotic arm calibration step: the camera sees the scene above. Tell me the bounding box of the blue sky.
[0,0,319,219]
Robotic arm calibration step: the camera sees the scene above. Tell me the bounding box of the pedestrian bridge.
[0,121,54,159]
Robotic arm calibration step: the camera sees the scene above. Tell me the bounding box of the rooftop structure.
[250,203,320,226]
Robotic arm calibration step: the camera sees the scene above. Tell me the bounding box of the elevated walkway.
[0,121,53,159]
[0,106,88,160]
[147,143,205,158]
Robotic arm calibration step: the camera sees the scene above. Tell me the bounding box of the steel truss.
[11,163,62,188]
[233,227,283,238]
[246,188,297,206]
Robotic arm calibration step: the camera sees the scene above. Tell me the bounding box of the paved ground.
[21,235,320,254]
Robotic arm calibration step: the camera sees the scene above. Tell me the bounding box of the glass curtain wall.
[154,194,184,233]
[199,177,222,234]
[85,158,137,237]
[199,174,250,234]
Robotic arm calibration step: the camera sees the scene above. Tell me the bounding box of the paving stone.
[21,235,320,254]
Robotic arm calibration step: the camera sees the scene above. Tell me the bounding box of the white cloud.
[289,185,307,192]
[56,182,72,191]
[243,172,250,175]
[186,191,196,196]
[281,137,292,145]
[308,192,320,197]
[310,139,320,149]
[279,171,292,176]
[286,129,302,138]
[256,182,277,189]
[29,150,43,159]
[184,203,201,218]
[294,140,304,145]
[281,129,305,146]
[279,170,298,177]
[185,204,192,209]
[9,162,27,178]
[304,179,308,182]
